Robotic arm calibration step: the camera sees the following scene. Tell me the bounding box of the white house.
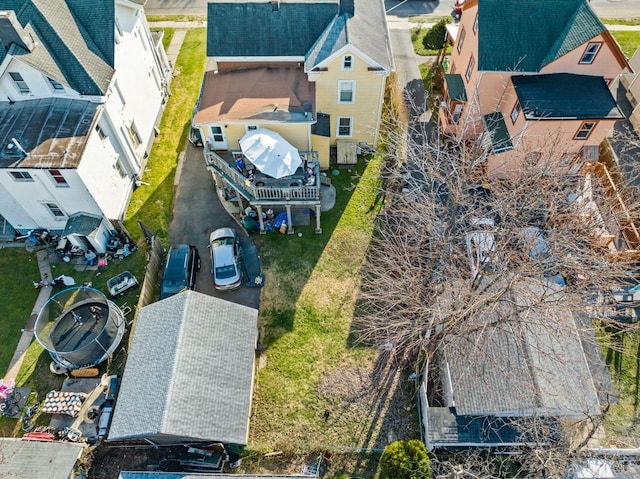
[0,0,171,238]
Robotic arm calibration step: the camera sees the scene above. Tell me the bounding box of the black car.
[160,244,201,299]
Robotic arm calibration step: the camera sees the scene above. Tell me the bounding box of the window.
[457,28,466,53]
[451,103,463,124]
[47,77,65,92]
[96,124,107,140]
[45,202,65,218]
[510,101,521,124]
[211,126,224,142]
[337,117,353,137]
[9,171,33,181]
[114,156,127,178]
[246,125,258,131]
[128,122,141,148]
[575,121,596,139]
[473,13,478,33]
[48,169,68,186]
[9,72,30,93]
[465,55,475,82]
[342,55,353,70]
[580,43,601,64]
[338,80,355,103]
[450,62,456,74]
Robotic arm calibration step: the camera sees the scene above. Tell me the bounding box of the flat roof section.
[195,66,315,124]
[0,97,99,169]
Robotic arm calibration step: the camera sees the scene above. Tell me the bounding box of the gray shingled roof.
[0,438,84,479]
[0,97,99,169]
[108,291,258,445]
[512,73,624,120]
[305,0,394,71]
[443,279,602,419]
[2,0,115,95]
[207,2,339,57]
[477,0,605,72]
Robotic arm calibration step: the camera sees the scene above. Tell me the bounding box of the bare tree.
[353,103,640,476]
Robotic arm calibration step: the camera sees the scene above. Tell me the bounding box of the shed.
[107,291,258,445]
[0,438,84,479]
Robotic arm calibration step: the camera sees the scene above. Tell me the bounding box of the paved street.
[146,0,640,19]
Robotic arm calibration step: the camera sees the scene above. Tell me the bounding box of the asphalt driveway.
[168,143,260,310]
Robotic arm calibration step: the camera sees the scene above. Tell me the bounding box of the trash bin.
[242,216,257,233]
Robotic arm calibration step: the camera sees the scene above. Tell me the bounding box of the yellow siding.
[312,48,387,146]
[199,122,309,152]
[312,135,332,168]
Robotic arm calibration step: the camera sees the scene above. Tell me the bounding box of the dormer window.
[9,72,29,94]
[342,55,353,71]
[47,77,65,92]
[580,42,601,64]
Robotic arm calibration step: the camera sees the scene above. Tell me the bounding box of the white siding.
[0,168,101,232]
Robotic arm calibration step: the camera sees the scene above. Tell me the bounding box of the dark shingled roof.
[0,98,99,169]
[207,0,393,71]
[512,73,624,120]
[62,212,102,237]
[444,74,467,102]
[477,0,605,72]
[207,2,339,57]
[2,0,115,95]
[482,112,512,153]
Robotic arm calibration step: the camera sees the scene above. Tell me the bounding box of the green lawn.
[599,326,640,442]
[610,30,640,58]
[124,28,207,244]
[0,248,40,374]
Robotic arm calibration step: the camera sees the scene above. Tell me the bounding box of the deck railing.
[204,150,321,202]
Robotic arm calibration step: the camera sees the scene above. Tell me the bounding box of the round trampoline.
[34,287,126,371]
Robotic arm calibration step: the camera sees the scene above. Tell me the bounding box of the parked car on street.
[209,228,242,290]
[160,244,201,299]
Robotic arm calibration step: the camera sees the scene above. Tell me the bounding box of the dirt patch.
[317,356,418,450]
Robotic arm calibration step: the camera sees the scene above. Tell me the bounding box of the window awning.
[482,112,513,154]
[444,74,467,102]
[445,23,460,42]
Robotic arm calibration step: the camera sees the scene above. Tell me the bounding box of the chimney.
[339,0,355,15]
[0,11,34,52]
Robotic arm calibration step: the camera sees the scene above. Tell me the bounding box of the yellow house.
[193,0,393,233]
[440,0,630,177]
[195,0,393,168]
